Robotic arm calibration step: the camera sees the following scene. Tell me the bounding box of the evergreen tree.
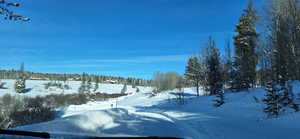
[263,80,282,117]
[93,76,99,92]
[86,76,92,93]
[262,71,299,117]
[185,56,201,96]
[265,0,300,113]
[62,74,67,83]
[132,80,137,88]
[266,0,300,84]
[289,93,300,112]
[233,1,258,91]
[14,78,26,93]
[257,41,272,86]
[213,90,225,107]
[78,73,87,94]
[205,37,224,96]
[271,14,291,85]
[14,63,26,93]
[229,61,242,92]
[223,38,233,88]
[279,83,299,112]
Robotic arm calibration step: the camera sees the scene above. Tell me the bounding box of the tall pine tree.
[223,38,233,89]
[94,76,100,92]
[266,0,300,84]
[205,37,224,96]
[78,73,88,94]
[233,1,258,91]
[185,56,202,96]
[86,76,92,93]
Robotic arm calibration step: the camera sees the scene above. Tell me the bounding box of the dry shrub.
[0,94,55,128]
[0,92,127,128]
[153,72,181,93]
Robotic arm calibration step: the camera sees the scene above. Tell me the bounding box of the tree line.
[0,64,152,95]
[183,0,300,117]
[0,69,152,87]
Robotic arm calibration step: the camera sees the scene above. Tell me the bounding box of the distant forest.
[0,70,152,86]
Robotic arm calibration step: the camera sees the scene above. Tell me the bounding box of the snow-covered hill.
[0,79,153,97]
[5,80,300,139]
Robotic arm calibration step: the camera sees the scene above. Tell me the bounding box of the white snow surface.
[5,80,300,139]
[0,79,152,97]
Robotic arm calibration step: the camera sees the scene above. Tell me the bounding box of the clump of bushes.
[43,93,126,108]
[0,94,55,128]
[89,93,127,101]
[0,92,127,128]
[45,93,89,107]
[44,82,70,90]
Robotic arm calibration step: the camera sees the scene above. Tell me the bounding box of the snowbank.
[10,81,300,138]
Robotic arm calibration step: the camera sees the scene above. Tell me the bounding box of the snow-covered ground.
[4,80,300,138]
[0,79,152,97]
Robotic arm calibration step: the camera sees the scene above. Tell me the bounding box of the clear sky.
[0,0,258,79]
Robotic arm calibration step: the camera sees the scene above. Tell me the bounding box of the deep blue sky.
[0,0,260,79]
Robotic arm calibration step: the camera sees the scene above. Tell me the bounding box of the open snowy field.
[0,79,153,97]
[9,81,300,139]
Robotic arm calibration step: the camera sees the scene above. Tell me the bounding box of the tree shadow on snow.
[169,92,199,97]
[97,108,184,137]
[39,108,185,137]
[25,88,32,93]
[95,97,219,138]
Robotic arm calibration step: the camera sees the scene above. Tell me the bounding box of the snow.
[4,80,300,138]
[0,79,152,97]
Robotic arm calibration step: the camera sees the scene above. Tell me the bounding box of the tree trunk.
[196,81,199,97]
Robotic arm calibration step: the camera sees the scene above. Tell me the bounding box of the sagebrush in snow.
[0,94,55,128]
[44,81,70,90]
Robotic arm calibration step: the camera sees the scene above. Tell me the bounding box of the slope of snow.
[0,79,152,97]
[10,82,300,139]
